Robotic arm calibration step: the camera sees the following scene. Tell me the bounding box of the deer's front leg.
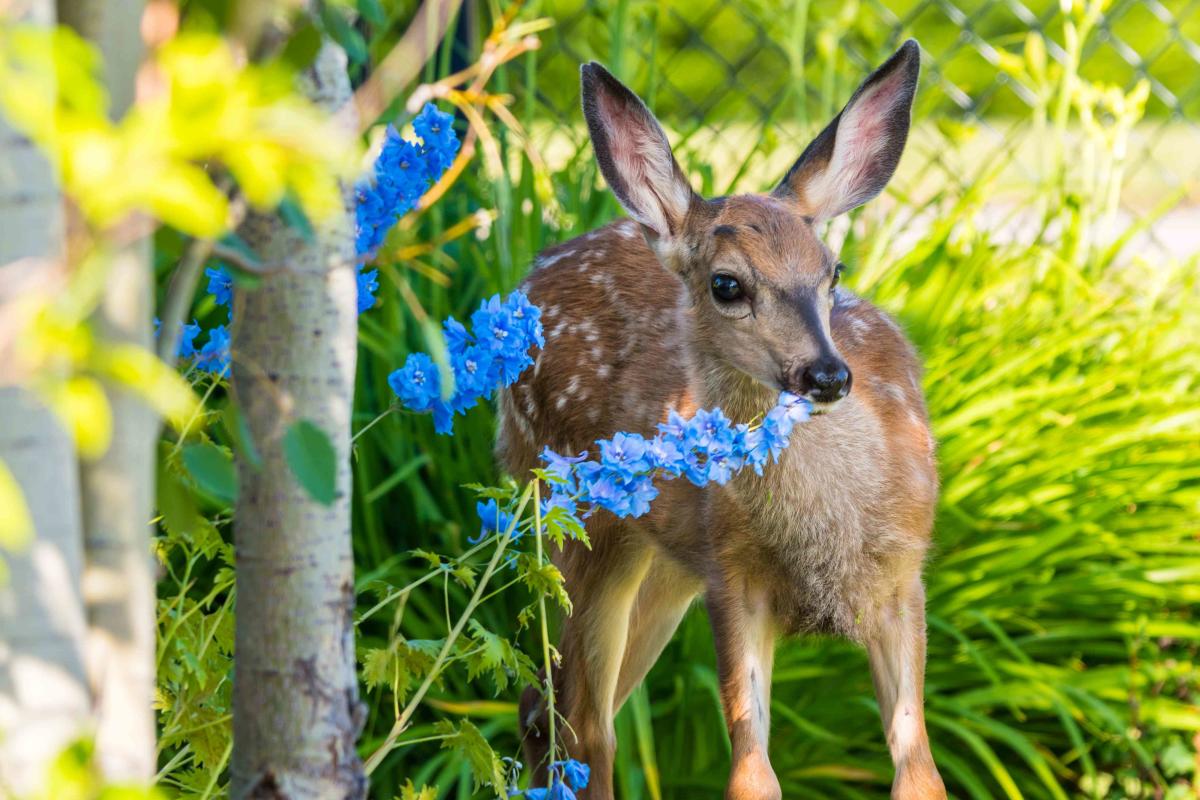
[707,579,780,800]
[866,575,946,800]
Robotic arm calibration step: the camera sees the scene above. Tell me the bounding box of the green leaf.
[432,719,507,796]
[397,780,437,800]
[319,5,368,65]
[182,443,238,505]
[279,20,323,72]
[283,419,338,506]
[516,554,572,613]
[277,195,315,243]
[221,402,261,469]
[156,450,200,538]
[357,0,386,27]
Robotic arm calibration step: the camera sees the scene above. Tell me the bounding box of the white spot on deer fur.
[555,394,568,411]
[870,376,906,406]
[590,346,604,361]
[850,316,871,337]
[587,406,601,423]
[566,375,582,396]
[518,384,538,419]
[616,220,639,239]
[596,364,611,379]
[549,321,567,340]
[537,249,572,269]
[511,403,534,443]
[534,351,545,377]
[544,305,560,320]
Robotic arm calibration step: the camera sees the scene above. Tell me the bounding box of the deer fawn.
[497,40,946,800]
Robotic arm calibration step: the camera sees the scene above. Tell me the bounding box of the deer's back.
[497,220,697,474]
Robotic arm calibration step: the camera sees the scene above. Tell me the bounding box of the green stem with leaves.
[364,483,535,775]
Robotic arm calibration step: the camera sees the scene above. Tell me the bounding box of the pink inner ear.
[805,67,909,220]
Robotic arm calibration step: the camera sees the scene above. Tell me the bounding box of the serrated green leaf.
[433,719,507,796]
[283,419,337,506]
[516,554,572,613]
[397,779,437,800]
[157,451,200,539]
[182,443,238,505]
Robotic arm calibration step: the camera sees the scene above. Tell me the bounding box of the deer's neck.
[695,356,777,427]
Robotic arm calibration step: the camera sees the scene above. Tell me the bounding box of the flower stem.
[363,483,535,775]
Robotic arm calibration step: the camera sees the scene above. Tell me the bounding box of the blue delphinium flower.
[390,291,543,435]
[539,392,811,523]
[355,104,461,261]
[195,325,230,374]
[357,268,379,314]
[540,447,586,494]
[553,760,590,791]
[388,352,441,412]
[413,103,459,174]
[599,432,652,479]
[205,266,232,309]
[177,320,202,360]
[470,498,518,544]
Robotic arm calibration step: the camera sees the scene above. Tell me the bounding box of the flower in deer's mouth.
[647,433,686,475]
[389,352,441,412]
[599,432,652,479]
[540,447,586,494]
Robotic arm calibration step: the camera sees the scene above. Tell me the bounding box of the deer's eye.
[711,273,744,303]
[831,262,845,291]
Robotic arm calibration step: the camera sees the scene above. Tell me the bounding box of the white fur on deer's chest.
[734,396,893,633]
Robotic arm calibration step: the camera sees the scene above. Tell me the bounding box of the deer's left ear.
[774,40,920,221]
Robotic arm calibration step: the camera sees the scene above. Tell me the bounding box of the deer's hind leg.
[520,521,652,799]
[613,554,702,712]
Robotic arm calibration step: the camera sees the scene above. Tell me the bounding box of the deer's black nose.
[800,359,852,403]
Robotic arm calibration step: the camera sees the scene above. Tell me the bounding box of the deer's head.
[580,41,920,406]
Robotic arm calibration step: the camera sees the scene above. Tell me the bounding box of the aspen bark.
[56,0,158,781]
[0,1,91,793]
[229,42,366,799]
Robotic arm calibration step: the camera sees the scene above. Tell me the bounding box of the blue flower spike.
[387,290,543,436]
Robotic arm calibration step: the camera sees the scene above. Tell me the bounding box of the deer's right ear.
[581,62,696,246]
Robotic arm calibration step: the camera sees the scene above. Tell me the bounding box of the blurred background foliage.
[136,0,1200,797]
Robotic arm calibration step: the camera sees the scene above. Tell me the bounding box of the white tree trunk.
[229,42,366,799]
[0,1,91,793]
[56,0,158,781]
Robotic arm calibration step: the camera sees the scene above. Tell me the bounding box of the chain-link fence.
[506,0,1200,257]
